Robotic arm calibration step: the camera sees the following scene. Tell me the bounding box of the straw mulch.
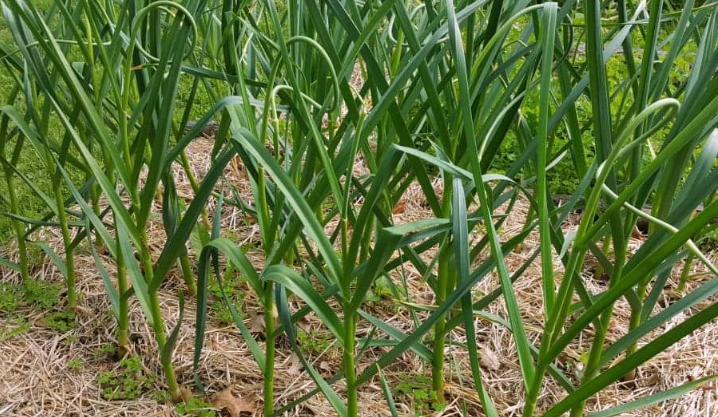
[1,137,716,416]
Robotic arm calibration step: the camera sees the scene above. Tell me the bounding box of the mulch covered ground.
[1,137,716,416]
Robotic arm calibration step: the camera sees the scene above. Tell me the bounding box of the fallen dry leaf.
[287,354,303,375]
[179,387,193,402]
[72,305,93,316]
[643,372,661,386]
[631,225,643,239]
[480,347,500,371]
[244,215,256,225]
[212,387,256,417]
[297,316,312,331]
[247,312,265,333]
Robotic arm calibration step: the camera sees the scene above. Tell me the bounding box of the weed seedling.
[395,373,442,414]
[67,357,84,372]
[297,329,333,355]
[0,317,29,341]
[97,356,154,400]
[43,312,75,332]
[175,397,217,417]
[0,283,20,313]
[208,273,245,324]
[94,343,119,360]
[22,279,60,309]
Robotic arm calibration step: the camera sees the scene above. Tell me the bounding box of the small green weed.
[0,279,61,313]
[152,389,172,403]
[97,356,154,400]
[22,279,60,309]
[67,357,84,372]
[364,276,394,303]
[297,329,333,354]
[94,343,117,358]
[0,317,29,341]
[175,397,217,417]
[43,311,75,332]
[394,373,442,414]
[0,283,20,312]
[208,273,245,324]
